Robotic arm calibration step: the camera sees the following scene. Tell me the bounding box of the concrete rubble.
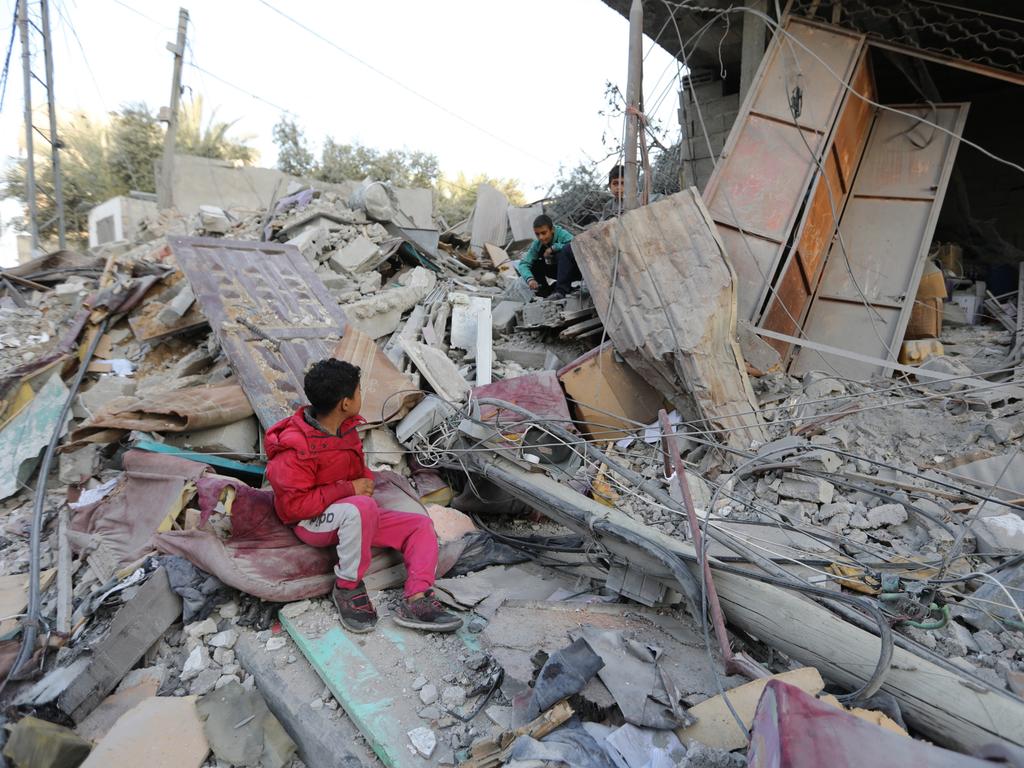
[2,11,1024,768]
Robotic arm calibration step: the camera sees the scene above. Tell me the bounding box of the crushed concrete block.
[59,444,101,485]
[407,726,437,758]
[987,415,1024,444]
[208,629,238,649]
[3,716,92,768]
[287,225,330,262]
[186,617,219,639]
[116,665,168,693]
[867,503,908,527]
[156,285,195,325]
[165,417,259,457]
[55,280,88,304]
[358,271,383,294]
[189,666,222,696]
[441,686,466,708]
[344,267,437,338]
[266,637,287,652]
[419,683,438,705]
[279,600,311,619]
[363,428,405,466]
[491,300,523,333]
[973,512,1024,554]
[199,205,231,234]
[329,235,381,274]
[778,500,815,526]
[777,474,834,505]
[181,645,210,682]
[212,648,235,666]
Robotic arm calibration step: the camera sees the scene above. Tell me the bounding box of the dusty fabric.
[158,555,230,623]
[69,450,209,569]
[154,470,434,602]
[528,638,604,718]
[71,383,252,442]
[295,496,439,597]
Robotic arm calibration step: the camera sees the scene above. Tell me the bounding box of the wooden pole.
[624,0,643,210]
[157,8,189,210]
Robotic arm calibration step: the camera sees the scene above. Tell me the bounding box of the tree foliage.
[272,117,440,188]
[436,172,526,226]
[2,100,256,245]
[544,163,608,229]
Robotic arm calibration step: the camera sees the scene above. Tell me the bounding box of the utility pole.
[157,8,188,210]
[40,0,65,249]
[623,0,643,211]
[17,0,38,251]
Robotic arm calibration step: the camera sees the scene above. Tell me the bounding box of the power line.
[0,4,18,110]
[253,0,556,169]
[187,60,293,115]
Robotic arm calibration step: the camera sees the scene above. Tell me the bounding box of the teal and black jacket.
[515,225,574,280]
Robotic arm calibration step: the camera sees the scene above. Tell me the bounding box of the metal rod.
[624,0,643,210]
[660,409,738,673]
[17,0,38,251]
[157,8,189,210]
[39,0,63,249]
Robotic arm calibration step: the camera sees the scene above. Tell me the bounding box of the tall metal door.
[789,103,969,379]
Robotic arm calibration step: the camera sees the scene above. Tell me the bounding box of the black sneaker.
[545,290,566,301]
[332,583,378,634]
[393,590,463,633]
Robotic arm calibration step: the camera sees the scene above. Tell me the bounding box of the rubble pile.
[0,182,1022,766]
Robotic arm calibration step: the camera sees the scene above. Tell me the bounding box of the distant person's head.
[304,358,362,420]
[608,165,626,201]
[533,214,555,246]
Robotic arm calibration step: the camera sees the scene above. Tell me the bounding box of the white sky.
[0,0,686,266]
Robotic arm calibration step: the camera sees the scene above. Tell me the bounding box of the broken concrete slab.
[196,680,296,768]
[233,630,375,768]
[401,339,471,403]
[75,678,160,744]
[58,568,182,722]
[329,234,382,274]
[777,474,835,505]
[58,444,102,485]
[491,300,523,333]
[572,189,766,450]
[345,267,437,339]
[79,696,209,768]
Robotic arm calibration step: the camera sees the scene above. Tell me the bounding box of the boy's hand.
[527,279,539,291]
[352,478,375,496]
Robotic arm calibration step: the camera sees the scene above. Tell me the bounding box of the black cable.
[0,4,18,111]
[1,316,110,691]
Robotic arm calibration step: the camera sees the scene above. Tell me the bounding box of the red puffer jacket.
[265,408,375,525]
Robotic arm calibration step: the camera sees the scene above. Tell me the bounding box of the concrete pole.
[623,0,643,211]
[17,0,38,251]
[40,0,65,249]
[157,8,189,211]
[739,0,767,106]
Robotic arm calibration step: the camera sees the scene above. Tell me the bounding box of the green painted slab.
[281,606,482,767]
[280,615,411,767]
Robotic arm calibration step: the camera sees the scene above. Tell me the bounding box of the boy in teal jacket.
[515,215,580,301]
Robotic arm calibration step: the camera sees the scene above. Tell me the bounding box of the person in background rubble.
[264,359,462,635]
[601,164,627,221]
[516,214,579,301]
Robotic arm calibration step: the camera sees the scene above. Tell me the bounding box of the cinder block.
[165,417,260,457]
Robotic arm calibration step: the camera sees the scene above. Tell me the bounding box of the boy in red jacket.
[265,358,462,634]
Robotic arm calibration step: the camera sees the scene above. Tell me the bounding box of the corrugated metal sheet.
[790,103,969,379]
[168,236,347,429]
[573,189,766,450]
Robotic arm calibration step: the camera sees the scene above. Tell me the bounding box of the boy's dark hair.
[533,214,554,230]
[304,358,361,416]
[608,164,625,184]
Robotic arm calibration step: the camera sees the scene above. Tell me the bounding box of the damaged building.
[1,1,1024,767]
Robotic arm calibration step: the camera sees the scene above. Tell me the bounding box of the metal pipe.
[4,317,109,685]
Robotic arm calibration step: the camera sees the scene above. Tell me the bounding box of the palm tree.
[177,94,258,165]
